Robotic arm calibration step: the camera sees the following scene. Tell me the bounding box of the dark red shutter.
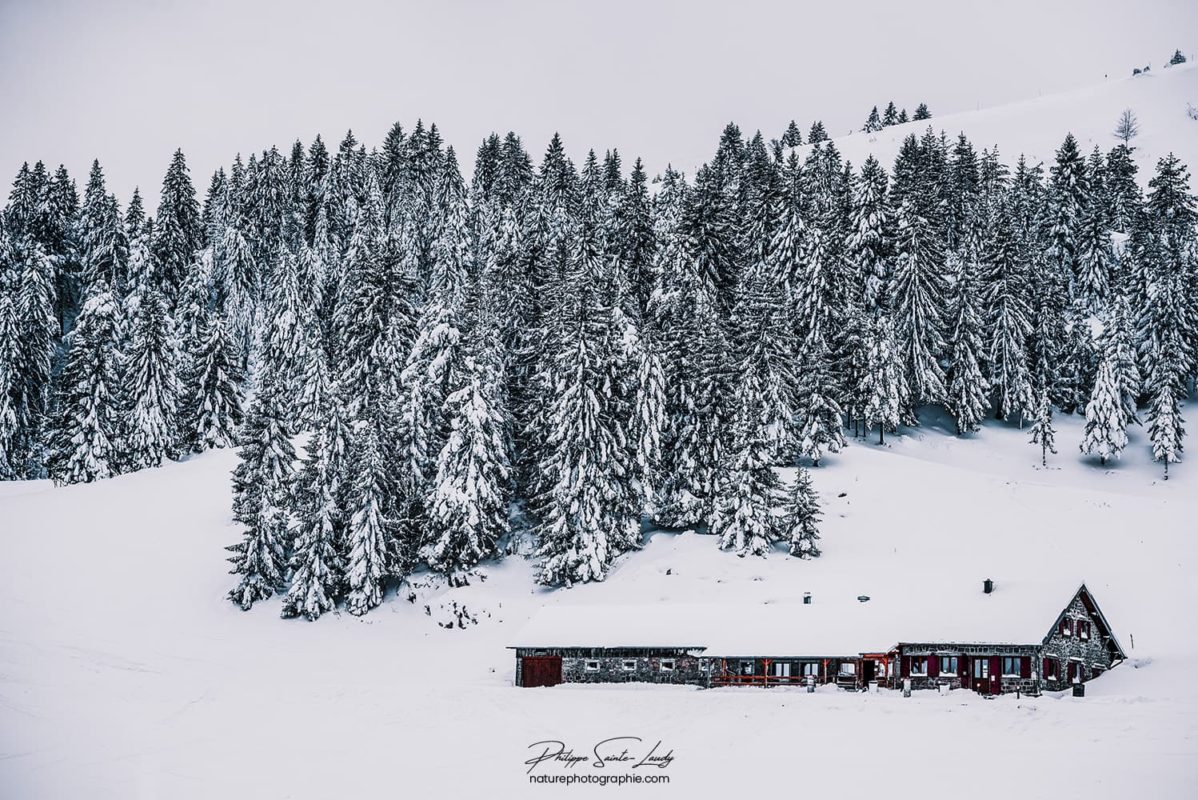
[928,656,940,678]
[1042,658,1051,678]
[901,656,911,678]
[1020,656,1031,679]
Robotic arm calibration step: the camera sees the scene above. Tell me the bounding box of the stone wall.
[1039,595,1117,692]
[516,648,705,686]
[896,643,1041,694]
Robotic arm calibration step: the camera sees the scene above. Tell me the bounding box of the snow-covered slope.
[2,411,1196,799]
[807,61,1198,178]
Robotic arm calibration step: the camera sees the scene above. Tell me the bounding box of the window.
[740,660,755,676]
[585,660,600,672]
[1060,618,1073,637]
[1079,621,1091,640]
[1043,659,1058,679]
[939,656,959,675]
[801,662,820,677]
[773,662,791,678]
[660,659,675,672]
[622,659,636,671]
[910,657,928,676]
[838,662,856,676]
[973,659,989,679]
[1002,657,1022,677]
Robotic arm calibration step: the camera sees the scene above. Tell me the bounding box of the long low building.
[509,581,1126,695]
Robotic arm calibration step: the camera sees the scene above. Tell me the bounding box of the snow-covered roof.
[510,581,1093,656]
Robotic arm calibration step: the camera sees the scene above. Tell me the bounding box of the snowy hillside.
[809,61,1198,180]
[2,410,1196,799]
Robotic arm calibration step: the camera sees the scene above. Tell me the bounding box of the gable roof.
[1055,583,1128,661]
[510,581,1114,656]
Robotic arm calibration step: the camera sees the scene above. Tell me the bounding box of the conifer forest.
[2,113,1195,619]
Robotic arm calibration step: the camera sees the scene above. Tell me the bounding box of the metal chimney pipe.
[984,579,994,594]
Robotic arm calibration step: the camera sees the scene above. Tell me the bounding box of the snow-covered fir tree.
[47,281,122,484]
[1028,389,1057,467]
[183,311,243,451]
[890,197,948,409]
[795,334,846,465]
[121,281,179,470]
[226,367,296,610]
[712,391,782,557]
[945,248,990,434]
[848,156,890,311]
[861,314,906,444]
[1080,343,1129,465]
[1146,347,1185,480]
[342,415,393,615]
[281,424,344,620]
[780,467,822,558]
[422,341,512,586]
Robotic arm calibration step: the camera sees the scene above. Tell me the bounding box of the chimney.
[983,579,994,595]
[803,592,812,605]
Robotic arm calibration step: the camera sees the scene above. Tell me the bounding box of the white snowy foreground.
[2,410,1196,799]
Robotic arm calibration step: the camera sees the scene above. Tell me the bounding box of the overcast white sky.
[1,0,1194,205]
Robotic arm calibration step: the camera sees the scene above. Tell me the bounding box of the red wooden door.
[989,656,1002,695]
[522,656,562,687]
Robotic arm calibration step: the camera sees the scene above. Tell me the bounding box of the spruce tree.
[780,468,822,558]
[795,334,846,465]
[1138,154,1197,387]
[712,393,781,557]
[13,236,57,477]
[863,106,882,133]
[47,281,121,484]
[945,249,990,434]
[890,198,948,409]
[1076,149,1114,309]
[226,368,295,610]
[534,184,639,583]
[185,312,244,451]
[121,283,179,470]
[848,156,890,311]
[1029,389,1057,466]
[982,202,1033,421]
[1046,134,1087,285]
[630,336,667,515]
[0,285,20,480]
[343,417,392,615]
[423,347,512,586]
[781,120,803,148]
[862,315,905,444]
[1080,344,1128,465]
[882,102,899,127]
[1146,338,1185,479]
[281,425,344,620]
[152,149,203,298]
